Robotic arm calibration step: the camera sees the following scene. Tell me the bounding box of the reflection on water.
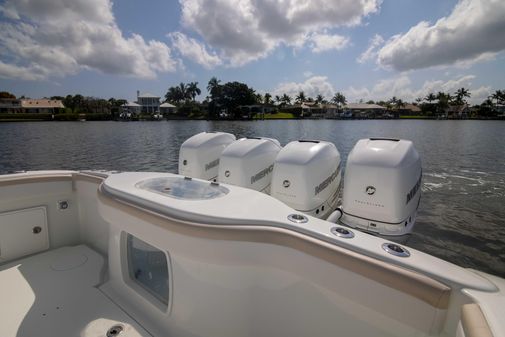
[1,120,504,276]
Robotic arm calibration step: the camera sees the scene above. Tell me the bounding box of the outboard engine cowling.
[218,137,281,193]
[340,138,422,236]
[271,140,341,219]
[179,132,236,181]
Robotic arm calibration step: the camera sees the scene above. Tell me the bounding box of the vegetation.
[1,83,504,121]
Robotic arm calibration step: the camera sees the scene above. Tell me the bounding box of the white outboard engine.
[271,140,341,219]
[340,138,422,236]
[179,132,236,181]
[218,137,281,193]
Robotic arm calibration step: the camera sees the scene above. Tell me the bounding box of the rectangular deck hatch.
[0,206,49,262]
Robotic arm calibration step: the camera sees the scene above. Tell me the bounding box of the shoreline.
[2,116,505,122]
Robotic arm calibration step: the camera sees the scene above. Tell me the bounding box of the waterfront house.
[20,99,65,113]
[120,101,141,116]
[160,102,177,115]
[0,98,22,113]
[136,91,161,114]
[240,104,277,118]
[281,102,324,118]
[397,103,422,116]
[446,104,470,118]
[344,103,386,118]
[0,98,64,114]
[322,104,339,118]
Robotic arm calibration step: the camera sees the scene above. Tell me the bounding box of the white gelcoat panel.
[0,206,49,262]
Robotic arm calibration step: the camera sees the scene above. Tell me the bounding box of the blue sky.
[1,0,504,104]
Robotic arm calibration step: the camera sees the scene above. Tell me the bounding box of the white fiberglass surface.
[135,176,229,200]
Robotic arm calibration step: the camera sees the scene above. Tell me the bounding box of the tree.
[165,86,183,104]
[281,94,291,106]
[331,92,346,107]
[207,77,221,98]
[274,95,281,105]
[0,91,16,99]
[425,93,436,103]
[454,87,470,105]
[187,82,201,101]
[218,81,257,118]
[255,93,263,104]
[315,94,324,104]
[491,90,504,105]
[264,93,272,105]
[436,92,451,115]
[72,94,84,112]
[295,91,306,104]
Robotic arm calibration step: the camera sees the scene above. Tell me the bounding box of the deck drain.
[107,325,124,337]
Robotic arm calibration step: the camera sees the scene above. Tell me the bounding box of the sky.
[0,0,504,104]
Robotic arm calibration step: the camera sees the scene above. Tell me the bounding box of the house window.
[126,234,169,305]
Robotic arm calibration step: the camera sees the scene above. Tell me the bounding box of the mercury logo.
[366,186,376,195]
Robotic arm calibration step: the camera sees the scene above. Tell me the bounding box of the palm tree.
[281,94,291,105]
[177,83,188,101]
[436,92,451,116]
[255,93,263,104]
[389,96,398,107]
[187,82,201,101]
[315,94,324,104]
[396,98,405,110]
[295,91,306,104]
[454,87,470,105]
[274,95,281,105]
[425,93,436,104]
[207,77,221,99]
[331,92,346,106]
[264,93,272,105]
[491,89,504,105]
[331,92,346,113]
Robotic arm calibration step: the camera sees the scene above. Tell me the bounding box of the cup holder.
[382,243,410,257]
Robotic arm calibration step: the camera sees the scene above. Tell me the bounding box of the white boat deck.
[0,245,150,337]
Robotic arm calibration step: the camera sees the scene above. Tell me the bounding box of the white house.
[136,91,161,114]
[160,102,177,115]
[120,101,141,116]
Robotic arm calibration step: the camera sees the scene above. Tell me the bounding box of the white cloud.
[179,0,381,65]
[378,0,505,71]
[169,32,222,69]
[0,61,46,81]
[0,0,178,81]
[357,34,384,63]
[310,33,350,53]
[344,74,491,104]
[273,76,335,99]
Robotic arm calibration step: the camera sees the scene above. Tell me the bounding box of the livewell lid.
[135,176,229,200]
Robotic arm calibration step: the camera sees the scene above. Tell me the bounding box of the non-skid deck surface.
[0,245,151,337]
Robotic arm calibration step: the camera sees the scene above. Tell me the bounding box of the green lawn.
[254,112,295,119]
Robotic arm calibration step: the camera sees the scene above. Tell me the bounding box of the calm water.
[1,120,504,277]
